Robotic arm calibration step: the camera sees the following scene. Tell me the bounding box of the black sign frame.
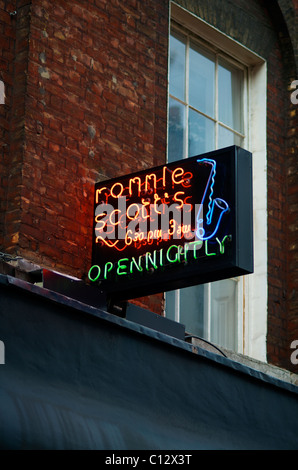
[89,146,253,300]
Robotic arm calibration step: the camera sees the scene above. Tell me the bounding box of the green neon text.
[88,236,231,283]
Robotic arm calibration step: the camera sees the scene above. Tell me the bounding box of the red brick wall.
[287,81,298,370]
[0,1,17,251]
[285,0,298,373]
[0,0,169,314]
[265,1,298,371]
[284,2,298,372]
[266,43,288,367]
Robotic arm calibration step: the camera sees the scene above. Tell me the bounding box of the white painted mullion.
[243,66,249,149]
[177,33,189,322]
[237,69,248,353]
[204,53,219,340]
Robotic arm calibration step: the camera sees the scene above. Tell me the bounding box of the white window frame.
[169,24,248,154]
[168,2,267,362]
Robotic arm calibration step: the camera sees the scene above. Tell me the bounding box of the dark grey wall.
[0,274,298,450]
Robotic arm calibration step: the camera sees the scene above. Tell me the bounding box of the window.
[166,6,267,360]
[168,28,246,163]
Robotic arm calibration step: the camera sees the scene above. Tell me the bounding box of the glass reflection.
[169,32,186,102]
[210,279,237,350]
[218,59,243,133]
[189,108,214,156]
[189,42,215,118]
[180,284,205,337]
[168,98,186,162]
[218,125,242,148]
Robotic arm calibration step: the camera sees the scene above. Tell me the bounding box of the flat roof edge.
[1,272,297,396]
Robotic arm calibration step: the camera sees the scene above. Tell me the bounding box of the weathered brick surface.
[1,0,169,286]
[0,1,17,250]
[282,0,298,374]
[266,2,298,372]
[1,1,32,259]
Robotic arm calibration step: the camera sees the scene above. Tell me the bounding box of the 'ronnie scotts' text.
[92,159,229,248]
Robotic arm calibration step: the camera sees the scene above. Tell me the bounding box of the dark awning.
[0,273,297,450]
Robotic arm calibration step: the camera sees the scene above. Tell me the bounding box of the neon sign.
[89,146,253,300]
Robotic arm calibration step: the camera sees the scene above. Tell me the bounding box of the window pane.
[169,31,186,102]
[189,108,215,156]
[180,285,205,337]
[189,42,215,118]
[218,125,243,148]
[168,98,186,162]
[210,279,237,350]
[218,59,243,133]
[166,290,176,322]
